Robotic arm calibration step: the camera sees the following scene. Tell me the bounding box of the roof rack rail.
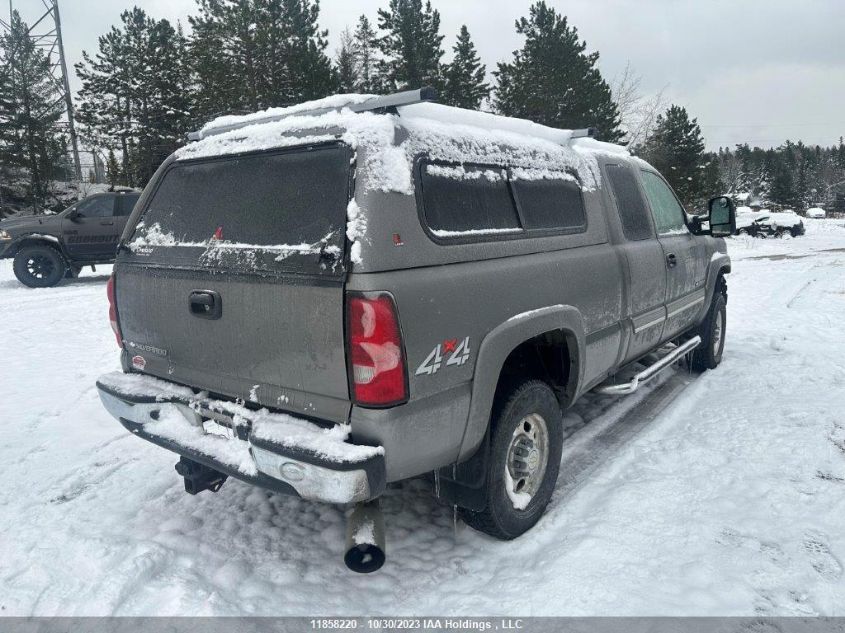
[187,87,437,142]
[569,127,598,140]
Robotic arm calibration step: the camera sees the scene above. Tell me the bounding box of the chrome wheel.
[506,413,549,506]
[712,307,724,355]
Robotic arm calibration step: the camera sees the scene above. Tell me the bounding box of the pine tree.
[76,8,192,186]
[187,1,243,119]
[442,25,489,110]
[714,140,845,213]
[493,2,623,142]
[0,28,15,190]
[769,160,795,208]
[0,11,65,202]
[638,105,706,207]
[75,26,130,180]
[353,15,379,93]
[376,0,445,92]
[699,154,724,205]
[105,149,122,188]
[336,28,358,93]
[278,0,336,103]
[189,0,335,119]
[796,157,810,209]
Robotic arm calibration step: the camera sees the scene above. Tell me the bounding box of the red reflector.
[347,293,407,407]
[107,274,123,349]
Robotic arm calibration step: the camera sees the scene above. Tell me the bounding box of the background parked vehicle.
[806,207,827,218]
[735,206,804,237]
[0,189,141,287]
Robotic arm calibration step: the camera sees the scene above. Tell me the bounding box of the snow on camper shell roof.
[175,94,629,194]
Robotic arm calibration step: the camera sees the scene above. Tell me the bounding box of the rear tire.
[691,288,727,372]
[13,245,67,288]
[459,379,563,540]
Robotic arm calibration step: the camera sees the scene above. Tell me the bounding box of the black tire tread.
[459,379,562,540]
[12,244,67,288]
[691,281,727,372]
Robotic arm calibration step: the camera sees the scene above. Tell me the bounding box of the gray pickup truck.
[95,89,734,573]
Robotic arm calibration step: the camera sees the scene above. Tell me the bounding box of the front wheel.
[459,380,563,540]
[691,290,727,371]
[13,245,67,288]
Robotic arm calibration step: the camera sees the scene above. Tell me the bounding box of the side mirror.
[708,196,736,237]
[687,214,704,234]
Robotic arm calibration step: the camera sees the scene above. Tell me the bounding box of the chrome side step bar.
[594,336,701,396]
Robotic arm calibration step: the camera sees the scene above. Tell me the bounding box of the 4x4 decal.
[415,337,471,375]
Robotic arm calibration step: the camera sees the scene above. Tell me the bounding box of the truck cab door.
[62,194,118,260]
[604,163,668,363]
[639,170,706,339]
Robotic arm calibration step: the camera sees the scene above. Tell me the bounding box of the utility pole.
[51,0,81,181]
[2,0,82,182]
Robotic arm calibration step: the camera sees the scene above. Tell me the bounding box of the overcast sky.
[11,0,845,150]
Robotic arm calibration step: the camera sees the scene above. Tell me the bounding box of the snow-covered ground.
[1,219,844,616]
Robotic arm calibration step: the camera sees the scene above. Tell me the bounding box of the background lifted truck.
[0,190,140,287]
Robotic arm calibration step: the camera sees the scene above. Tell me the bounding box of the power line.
[701,123,844,128]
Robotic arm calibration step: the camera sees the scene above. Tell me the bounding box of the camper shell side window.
[414,158,588,245]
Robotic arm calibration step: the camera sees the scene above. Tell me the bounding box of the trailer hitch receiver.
[175,457,228,494]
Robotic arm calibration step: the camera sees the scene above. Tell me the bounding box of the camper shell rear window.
[124,143,352,275]
[416,159,587,243]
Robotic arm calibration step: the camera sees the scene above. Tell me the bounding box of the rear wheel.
[691,287,727,371]
[13,245,67,288]
[459,379,563,540]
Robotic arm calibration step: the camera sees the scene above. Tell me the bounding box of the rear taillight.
[347,293,408,407]
[107,274,123,348]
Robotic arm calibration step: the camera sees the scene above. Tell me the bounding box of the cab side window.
[640,171,687,234]
[116,194,140,216]
[75,196,115,218]
[605,164,654,241]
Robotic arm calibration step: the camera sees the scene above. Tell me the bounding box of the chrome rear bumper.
[96,371,385,504]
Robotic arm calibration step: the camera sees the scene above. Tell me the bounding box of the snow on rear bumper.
[95,371,385,504]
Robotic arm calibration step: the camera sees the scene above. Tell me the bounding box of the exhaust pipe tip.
[344,542,386,574]
[345,500,386,573]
